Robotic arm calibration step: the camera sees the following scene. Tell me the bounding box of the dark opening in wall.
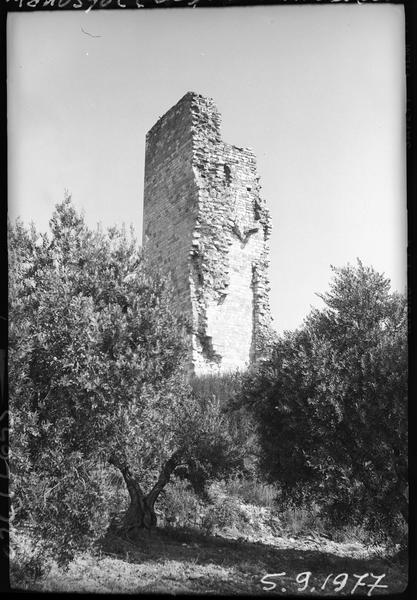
[223,164,232,186]
[254,198,262,221]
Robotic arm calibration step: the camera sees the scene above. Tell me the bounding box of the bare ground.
[17,526,408,596]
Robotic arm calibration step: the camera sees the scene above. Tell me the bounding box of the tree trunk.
[109,450,184,540]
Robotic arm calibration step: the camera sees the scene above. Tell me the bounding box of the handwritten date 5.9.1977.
[260,571,387,595]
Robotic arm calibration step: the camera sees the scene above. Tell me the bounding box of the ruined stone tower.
[143,92,274,374]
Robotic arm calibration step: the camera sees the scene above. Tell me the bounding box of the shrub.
[190,372,261,478]
[201,495,249,535]
[223,474,277,507]
[10,527,53,587]
[278,503,324,537]
[157,478,205,529]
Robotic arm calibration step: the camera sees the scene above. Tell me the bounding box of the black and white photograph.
[6,1,408,594]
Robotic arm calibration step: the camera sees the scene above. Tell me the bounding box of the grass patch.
[189,371,243,412]
[222,474,277,507]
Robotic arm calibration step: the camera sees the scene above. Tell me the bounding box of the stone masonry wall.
[143,92,275,375]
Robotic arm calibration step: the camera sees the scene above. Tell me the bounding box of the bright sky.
[7,5,406,333]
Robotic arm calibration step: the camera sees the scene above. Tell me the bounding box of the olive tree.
[9,196,242,561]
[241,261,407,543]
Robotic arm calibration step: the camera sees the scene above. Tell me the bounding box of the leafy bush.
[190,373,260,477]
[157,478,205,528]
[201,495,250,535]
[278,503,325,537]
[10,528,53,586]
